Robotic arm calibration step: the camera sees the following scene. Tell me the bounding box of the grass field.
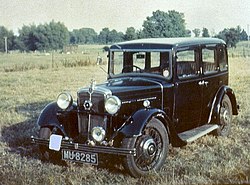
[0,44,249,185]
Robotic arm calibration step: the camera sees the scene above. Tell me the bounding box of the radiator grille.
[77,86,112,138]
[78,92,105,113]
[78,114,107,136]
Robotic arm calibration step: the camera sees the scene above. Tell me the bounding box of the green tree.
[185,29,192,37]
[108,29,124,43]
[69,31,77,44]
[83,28,98,43]
[17,21,69,51]
[142,10,188,38]
[34,24,51,51]
[17,24,38,51]
[192,28,200,37]
[137,29,145,39]
[70,29,85,44]
[98,28,110,44]
[202,28,210,37]
[70,28,97,44]
[239,29,248,41]
[0,26,15,52]
[216,27,241,47]
[98,28,124,44]
[47,21,69,50]
[124,27,138,40]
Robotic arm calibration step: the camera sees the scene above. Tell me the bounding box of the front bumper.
[31,136,136,156]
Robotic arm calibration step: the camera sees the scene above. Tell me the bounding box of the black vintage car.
[32,38,238,177]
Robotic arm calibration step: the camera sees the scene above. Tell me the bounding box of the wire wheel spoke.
[135,126,163,170]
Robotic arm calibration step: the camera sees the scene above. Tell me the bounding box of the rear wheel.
[122,118,169,177]
[213,94,232,136]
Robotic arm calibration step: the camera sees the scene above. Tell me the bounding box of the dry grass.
[0,46,249,185]
[0,45,108,72]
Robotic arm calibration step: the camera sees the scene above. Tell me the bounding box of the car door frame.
[173,45,203,133]
[200,43,229,124]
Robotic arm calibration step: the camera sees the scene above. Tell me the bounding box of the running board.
[178,124,219,143]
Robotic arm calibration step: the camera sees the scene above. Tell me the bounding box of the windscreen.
[109,50,171,78]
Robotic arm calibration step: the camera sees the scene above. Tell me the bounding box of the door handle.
[198,80,209,86]
[198,80,204,86]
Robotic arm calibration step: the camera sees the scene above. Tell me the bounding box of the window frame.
[176,47,200,80]
[201,44,219,76]
[217,45,228,72]
[108,49,172,79]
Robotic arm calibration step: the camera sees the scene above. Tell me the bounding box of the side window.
[218,46,228,71]
[202,47,218,75]
[176,49,199,79]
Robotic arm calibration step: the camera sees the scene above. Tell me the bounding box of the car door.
[174,46,203,133]
[200,44,226,124]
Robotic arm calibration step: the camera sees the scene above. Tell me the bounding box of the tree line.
[192,26,248,47]
[0,10,248,52]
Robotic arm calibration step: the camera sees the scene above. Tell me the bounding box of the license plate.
[62,149,98,165]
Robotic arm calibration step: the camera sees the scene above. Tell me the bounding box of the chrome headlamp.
[105,96,121,115]
[56,92,73,110]
[91,127,106,142]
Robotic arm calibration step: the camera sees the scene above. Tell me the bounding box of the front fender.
[37,102,77,136]
[118,108,186,147]
[209,86,238,123]
[119,108,161,137]
[37,102,61,127]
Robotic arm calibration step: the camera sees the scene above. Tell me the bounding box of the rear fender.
[209,86,238,123]
[118,108,186,147]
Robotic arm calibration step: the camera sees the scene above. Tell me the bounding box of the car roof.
[110,37,226,50]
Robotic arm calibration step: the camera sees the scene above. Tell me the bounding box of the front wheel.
[122,118,169,177]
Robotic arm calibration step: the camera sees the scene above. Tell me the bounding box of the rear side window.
[176,49,199,79]
[218,46,228,71]
[202,46,218,75]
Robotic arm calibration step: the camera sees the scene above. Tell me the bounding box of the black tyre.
[213,94,232,136]
[39,127,61,162]
[122,118,169,177]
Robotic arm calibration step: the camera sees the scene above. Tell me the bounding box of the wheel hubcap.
[220,105,230,125]
[137,135,157,161]
[142,138,156,157]
[223,109,229,123]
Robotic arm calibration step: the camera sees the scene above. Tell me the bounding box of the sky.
[0,0,249,35]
